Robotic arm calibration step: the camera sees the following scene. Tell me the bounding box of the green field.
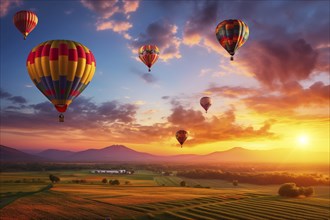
[0,170,329,220]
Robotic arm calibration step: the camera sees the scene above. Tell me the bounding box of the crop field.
[0,170,329,220]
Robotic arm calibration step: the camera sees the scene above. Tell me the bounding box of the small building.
[90,169,131,174]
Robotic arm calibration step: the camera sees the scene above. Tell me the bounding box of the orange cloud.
[123,0,139,14]
[0,92,276,149]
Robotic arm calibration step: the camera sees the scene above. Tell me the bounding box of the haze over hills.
[0,145,45,162]
[0,145,328,164]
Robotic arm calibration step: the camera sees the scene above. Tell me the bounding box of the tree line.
[177,170,329,186]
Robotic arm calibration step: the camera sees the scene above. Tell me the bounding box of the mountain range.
[0,145,328,164]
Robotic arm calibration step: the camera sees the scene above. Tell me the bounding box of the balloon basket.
[59,114,64,122]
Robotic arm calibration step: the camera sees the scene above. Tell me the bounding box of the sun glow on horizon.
[296,134,310,149]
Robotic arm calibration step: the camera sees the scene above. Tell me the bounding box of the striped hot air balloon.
[138,45,159,72]
[26,40,96,122]
[13,10,38,40]
[215,19,249,61]
[176,130,188,148]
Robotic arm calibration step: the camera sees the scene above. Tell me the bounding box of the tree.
[180,181,186,187]
[102,178,108,184]
[49,174,60,183]
[303,187,314,197]
[110,179,120,185]
[278,183,300,197]
[278,183,314,197]
[232,180,238,186]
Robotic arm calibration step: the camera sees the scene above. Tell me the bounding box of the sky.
[0,0,329,156]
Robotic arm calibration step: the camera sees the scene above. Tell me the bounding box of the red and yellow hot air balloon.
[26,40,96,122]
[138,45,159,72]
[176,130,188,148]
[200,97,212,113]
[215,19,249,61]
[13,10,38,40]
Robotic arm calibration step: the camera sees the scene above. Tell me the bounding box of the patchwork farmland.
[0,170,329,220]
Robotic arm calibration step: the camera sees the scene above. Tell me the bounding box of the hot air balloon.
[13,10,38,40]
[176,130,188,148]
[138,45,159,72]
[215,19,249,61]
[200,97,212,113]
[26,40,96,122]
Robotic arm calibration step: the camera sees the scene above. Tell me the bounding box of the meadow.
[0,169,329,220]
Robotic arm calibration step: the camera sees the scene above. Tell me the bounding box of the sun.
[296,135,309,148]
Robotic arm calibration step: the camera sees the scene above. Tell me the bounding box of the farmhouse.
[90,169,132,174]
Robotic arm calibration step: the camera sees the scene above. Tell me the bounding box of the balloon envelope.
[176,130,188,147]
[200,97,212,113]
[26,40,96,119]
[138,45,159,72]
[215,19,249,60]
[13,10,38,40]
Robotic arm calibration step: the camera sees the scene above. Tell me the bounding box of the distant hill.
[0,145,45,162]
[68,145,160,162]
[37,149,75,161]
[1,145,328,164]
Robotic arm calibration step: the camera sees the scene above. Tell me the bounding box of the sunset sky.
[0,0,329,156]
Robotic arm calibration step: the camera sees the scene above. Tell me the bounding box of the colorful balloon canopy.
[13,10,38,40]
[138,45,159,72]
[176,130,188,148]
[215,19,249,61]
[26,40,96,122]
[200,97,212,113]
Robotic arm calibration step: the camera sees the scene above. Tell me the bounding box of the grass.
[0,170,329,220]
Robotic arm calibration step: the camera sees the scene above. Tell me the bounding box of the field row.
[125,194,330,220]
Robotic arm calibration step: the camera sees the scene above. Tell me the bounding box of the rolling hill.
[0,145,328,164]
[0,145,45,162]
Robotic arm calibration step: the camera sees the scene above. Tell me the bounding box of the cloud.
[129,20,181,61]
[0,88,27,106]
[8,96,27,104]
[206,86,259,98]
[123,0,139,15]
[134,100,145,106]
[166,105,275,146]
[239,37,319,88]
[0,88,11,99]
[80,0,119,19]
[96,20,132,39]
[0,0,22,17]
[141,73,156,83]
[1,95,276,147]
[81,0,139,39]
[130,67,158,83]
[181,1,329,87]
[206,81,329,117]
[243,81,330,115]
[183,1,219,46]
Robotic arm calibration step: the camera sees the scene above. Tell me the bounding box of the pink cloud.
[81,0,139,40]
[96,20,132,39]
[0,0,22,17]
